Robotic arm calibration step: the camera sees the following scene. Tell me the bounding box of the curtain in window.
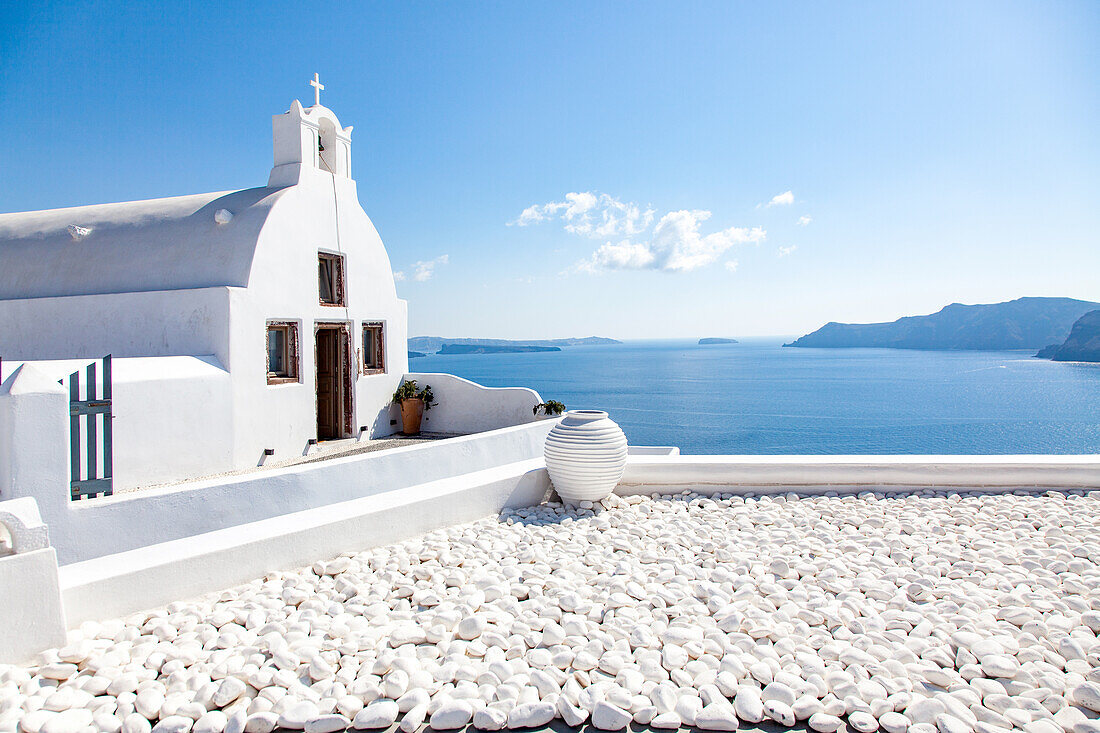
[268,329,286,374]
[364,325,383,369]
[319,258,335,303]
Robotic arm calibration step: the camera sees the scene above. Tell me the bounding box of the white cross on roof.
[310,73,324,106]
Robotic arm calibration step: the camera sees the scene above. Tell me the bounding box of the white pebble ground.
[3,489,1100,733]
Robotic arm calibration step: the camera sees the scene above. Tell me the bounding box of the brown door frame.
[314,322,354,439]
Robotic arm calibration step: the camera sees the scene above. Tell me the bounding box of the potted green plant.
[533,400,566,419]
[393,380,436,435]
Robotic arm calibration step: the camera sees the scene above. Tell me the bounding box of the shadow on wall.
[366,399,403,440]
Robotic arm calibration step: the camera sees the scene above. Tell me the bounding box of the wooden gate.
[67,356,113,500]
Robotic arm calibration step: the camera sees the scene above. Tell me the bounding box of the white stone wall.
[0,357,235,492]
[225,174,411,464]
[616,454,1100,495]
[60,458,551,627]
[0,364,556,565]
[0,287,232,367]
[406,372,542,435]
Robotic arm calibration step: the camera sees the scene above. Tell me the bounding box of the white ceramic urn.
[544,410,628,502]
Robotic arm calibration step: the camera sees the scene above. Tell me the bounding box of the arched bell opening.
[317,118,341,176]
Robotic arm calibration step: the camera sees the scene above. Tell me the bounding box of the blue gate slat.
[68,355,113,500]
[103,355,113,482]
[86,361,97,483]
[69,370,81,495]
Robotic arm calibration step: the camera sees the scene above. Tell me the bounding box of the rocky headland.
[785,297,1100,351]
[1035,309,1100,362]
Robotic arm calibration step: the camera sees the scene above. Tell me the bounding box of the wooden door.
[316,328,342,439]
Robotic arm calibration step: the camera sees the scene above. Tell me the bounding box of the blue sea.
[412,339,1100,454]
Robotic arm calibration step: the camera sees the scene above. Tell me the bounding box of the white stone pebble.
[122,713,153,733]
[192,712,227,733]
[650,711,682,729]
[150,717,193,733]
[880,712,912,733]
[3,490,1098,733]
[472,706,507,731]
[1073,683,1100,713]
[350,700,397,730]
[591,701,633,730]
[507,702,554,729]
[695,703,740,730]
[40,709,93,733]
[848,711,879,732]
[427,700,472,730]
[303,715,351,733]
[399,704,427,733]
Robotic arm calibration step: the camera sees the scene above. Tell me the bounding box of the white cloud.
[778,245,798,257]
[578,210,766,274]
[515,191,768,275]
[403,254,449,282]
[577,240,656,273]
[797,215,812,226]
[725,260,739,273]
[512,205,548,226]
[393,271,406,281]
[765,190,794,207]
[510,192,655,239]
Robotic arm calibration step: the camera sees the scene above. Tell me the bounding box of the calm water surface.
[412,339,1100,454]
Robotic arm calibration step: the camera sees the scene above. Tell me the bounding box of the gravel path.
[3,489,1099,733]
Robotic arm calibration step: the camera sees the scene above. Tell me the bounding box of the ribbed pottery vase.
[544,410,628,502]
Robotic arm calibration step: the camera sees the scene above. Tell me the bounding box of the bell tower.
[268,74,354,187]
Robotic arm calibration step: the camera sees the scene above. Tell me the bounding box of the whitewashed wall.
[0,364,556,565]
[0,357,235,492]
[617,455,1100,495]
[0,498,66,663]
[0,288,232,367]
[227,172,410,465]
[61,459,550,626]
[406,372,542,434]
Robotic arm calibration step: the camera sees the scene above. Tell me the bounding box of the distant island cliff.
[408,336,620,354]
[1036,310,1100,362]
[784,297,1100,351]
[699,338,739,345]
[437,344,562,355]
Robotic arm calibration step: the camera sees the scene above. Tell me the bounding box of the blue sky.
[2,1,1097,339]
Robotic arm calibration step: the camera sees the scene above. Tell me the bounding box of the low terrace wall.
[1,377,555,565]
[60,458,550,628]
[404,372,542,434]
[617,454,1100,495]
[0,362,550,565]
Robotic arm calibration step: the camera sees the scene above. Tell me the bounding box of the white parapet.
[60,459,551,626]
[617,454,1100,495]
[0,497,66,664]
[403,372,542,434]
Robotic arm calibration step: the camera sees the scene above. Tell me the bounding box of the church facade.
[0,92,409,487]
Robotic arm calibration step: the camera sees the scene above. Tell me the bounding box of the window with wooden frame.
[318,252,346,306]
[266,321,300,384]
[362,322,385,374]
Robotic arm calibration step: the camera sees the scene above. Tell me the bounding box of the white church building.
[0,81,536,498]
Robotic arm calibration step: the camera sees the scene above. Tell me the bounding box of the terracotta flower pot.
[400,398,425,435]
